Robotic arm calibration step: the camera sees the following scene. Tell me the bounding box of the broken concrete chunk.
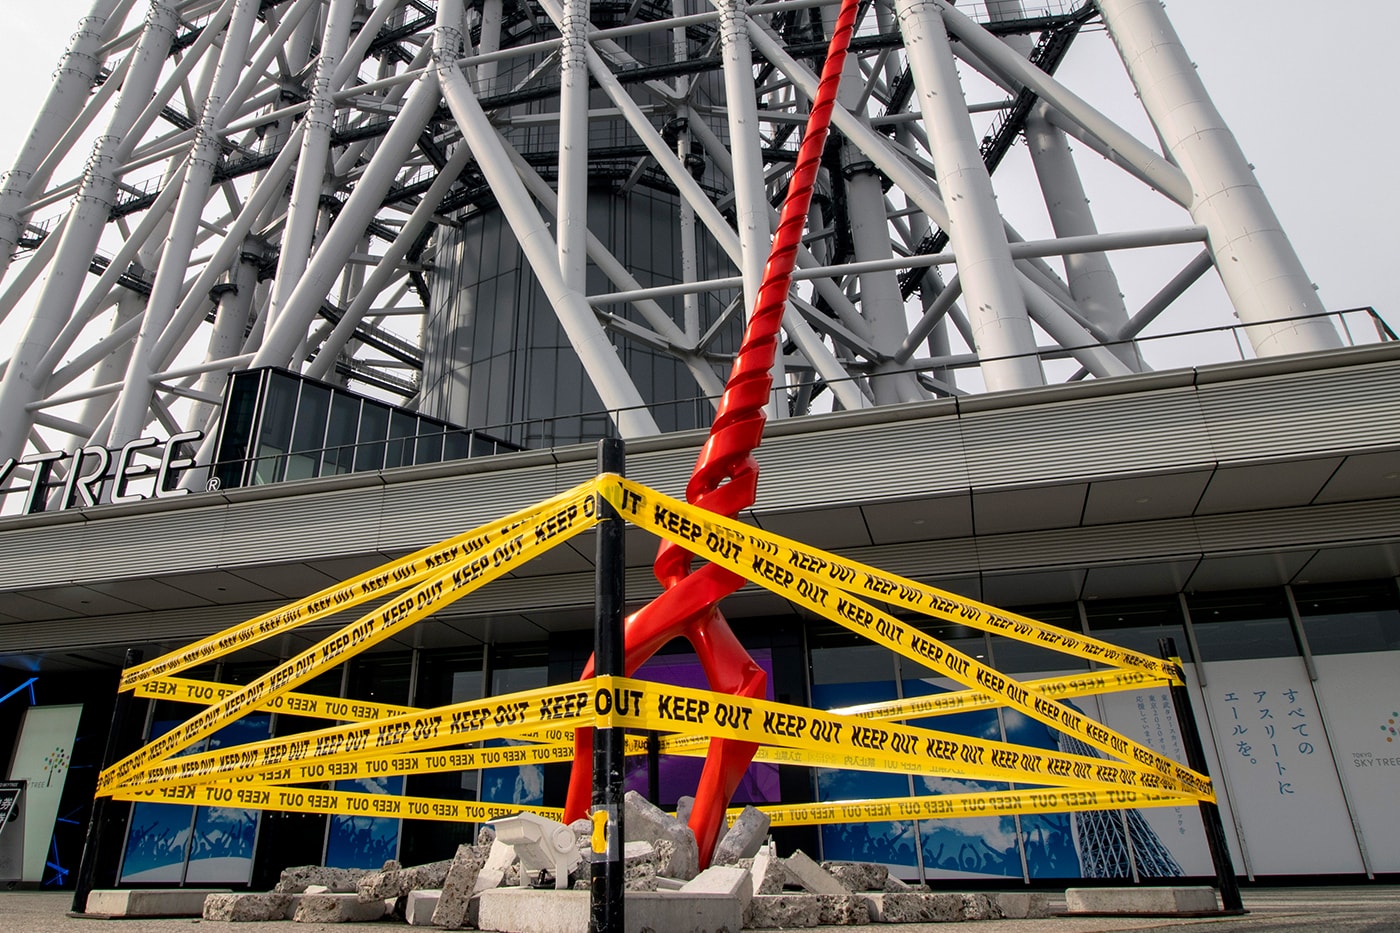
[679,865,753,911]
[711,805,770,866]
[823,860,888,892]
[749,844,787,895]
[783,849,850,895]
[202,892,294,921]
[817,893,871,925]
[475,838,520,892]
[292,892,389,923]
[992,891,1049,919]
[274,865,369,893]
[404,890,440,926]
[745,893,822,928]
[623,790,700,880]
[429,844,490,929]
[356,858,452,900]
[860,892,965,923]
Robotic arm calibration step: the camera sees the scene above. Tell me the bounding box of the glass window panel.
[285,383,330,481]
[1084,597,1192,661]
[253,373,299,484]
[810,629,911,873]
[323,393,361,475]
[214,370,263,489]
[1187,589,1297,661]
[1294,580,1400,655]
[355,404,389,472]
[415,425,443,465]
[444,430,471,461]
[386,411,417,469]
[348,652,413,706]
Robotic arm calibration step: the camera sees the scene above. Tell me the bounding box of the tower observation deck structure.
[0,0,1345,483]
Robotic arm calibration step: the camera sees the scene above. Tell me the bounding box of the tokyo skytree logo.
[1383,713,1398,743]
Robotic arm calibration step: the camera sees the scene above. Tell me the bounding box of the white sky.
[0,0,1394,350]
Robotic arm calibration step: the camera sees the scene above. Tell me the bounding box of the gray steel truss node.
[0,0,1343,484]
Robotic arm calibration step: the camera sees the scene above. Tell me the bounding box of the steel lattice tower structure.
[0,0,1343,487]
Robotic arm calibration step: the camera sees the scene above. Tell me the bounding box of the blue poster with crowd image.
[120,715,270,884]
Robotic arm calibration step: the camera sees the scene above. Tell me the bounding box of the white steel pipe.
[554,0,589,292]
[1097,0,1341,357]
[110,0,262,445]
[254,73,442,369]
[893,0,1042,391]
[305,143,478,380]
[935,0,1193,207]
[267,0,358,331]
[434,0,660,437]
[1025,103,1139,369]
[715,0,771,322]
[0,0,179,463]
[0,0,124,282]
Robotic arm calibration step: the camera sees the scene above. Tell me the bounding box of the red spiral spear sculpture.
[564,0,861,866]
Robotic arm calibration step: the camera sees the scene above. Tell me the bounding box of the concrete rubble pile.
[202,794,1049,928]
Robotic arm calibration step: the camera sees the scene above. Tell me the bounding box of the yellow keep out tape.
[601,480,1210,800]
[748,786,1200,827]
[592,677,1211,801]
[120,480,601,691]
[98,474,1214,826]
[598,475,1177,679]
[109,781,563,824]
[99,489,598,795]
[101,683,592,794]
[132,676,416,722]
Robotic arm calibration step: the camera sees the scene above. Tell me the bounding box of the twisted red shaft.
[657,0,860,575]
[565,0,861,866]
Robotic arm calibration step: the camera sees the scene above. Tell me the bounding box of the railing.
[454,306,1400,448]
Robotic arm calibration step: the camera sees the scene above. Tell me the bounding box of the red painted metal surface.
[564,0,860,867]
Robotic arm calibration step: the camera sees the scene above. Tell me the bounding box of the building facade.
[0,0,1396,891]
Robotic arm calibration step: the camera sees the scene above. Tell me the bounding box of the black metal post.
[1158,638,1244,913]
[71,648,144,914]
[590,438,626,933]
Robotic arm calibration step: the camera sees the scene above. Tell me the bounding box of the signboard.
[6,705,82,882]
[0,781,24,883]
[1312,651,1400,872]
[1202,657,1364,875]
[0,431,201,515]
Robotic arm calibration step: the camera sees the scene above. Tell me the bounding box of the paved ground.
[2,886,1398,932]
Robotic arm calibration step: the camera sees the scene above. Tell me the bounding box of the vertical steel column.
[109,0,263,445]
[1097,0,1340,357]
[825,4,919,405]
[1024,102,1141,369]
[267,0,358,332]
[556,0,589,291]
[714,0,771,325]
[189,243,265,430]
[1158,637,1243,912]
[435,0,659,438]
[0,0,178,463]
[254,73,442,369]
[892,0,1042,391]
[590,437,625,933]
[71,648,144,914]
[473,0,505,92]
